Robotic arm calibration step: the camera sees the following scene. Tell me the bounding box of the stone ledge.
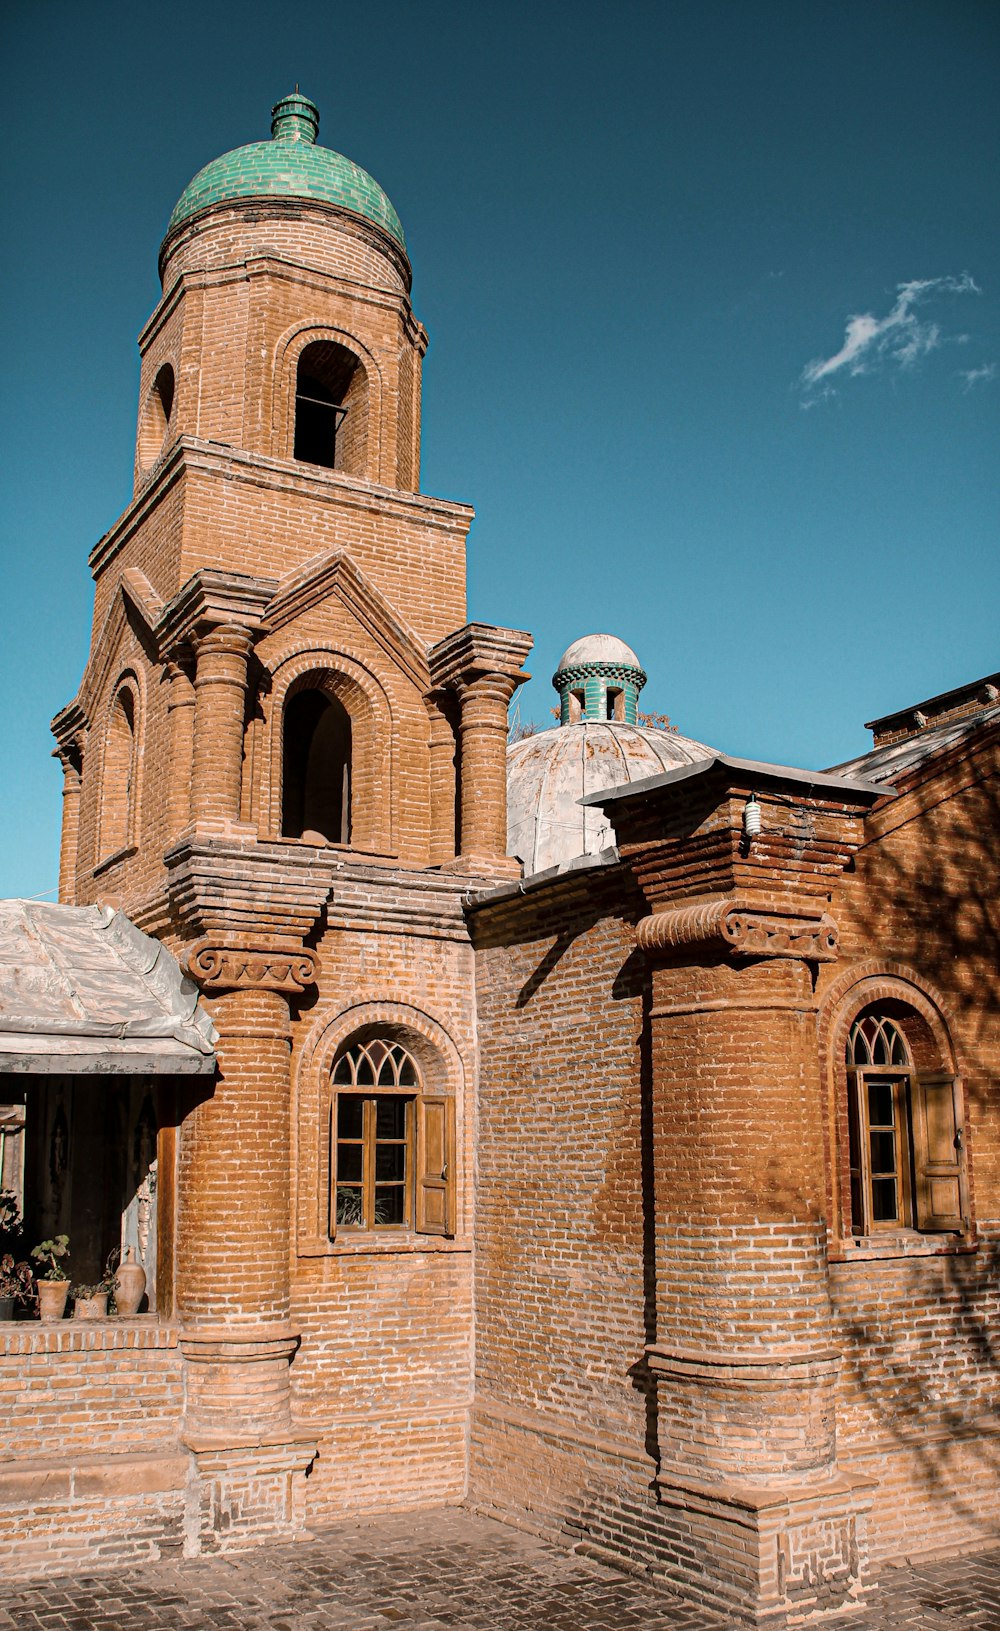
[0,1319,179,1356]
[0,1449,188,1504]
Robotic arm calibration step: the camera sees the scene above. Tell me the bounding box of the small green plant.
[30,1235,70,1282]
[71,1249,120,1306]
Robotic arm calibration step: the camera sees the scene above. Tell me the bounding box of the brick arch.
[97,667,144,862]
[819,961,960,1073]
[294,995,465,1251]
[819,962,962,1240]
[261,645,394,854]
[273,323,383,479]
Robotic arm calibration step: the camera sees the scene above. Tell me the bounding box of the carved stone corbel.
[185,938,321,994]
[636,895,839,962]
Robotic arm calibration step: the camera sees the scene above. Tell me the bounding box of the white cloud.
[800,273,980,399]
[959,362,996,392]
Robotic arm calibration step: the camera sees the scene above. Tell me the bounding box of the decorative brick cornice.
[636,894,839,963]
[50,700,88,762]
[185,939,320,994]
[164,837,334,948]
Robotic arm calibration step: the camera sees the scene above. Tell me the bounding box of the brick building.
[1,94,997,1622]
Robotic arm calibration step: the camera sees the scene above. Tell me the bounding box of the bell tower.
[136,92,425,494]
[51,93,530,1550]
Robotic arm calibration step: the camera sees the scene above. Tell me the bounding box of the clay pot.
[114,1248,146,1316]
[0,1296,14,1321]
[73,1293,108,1320]
[37,1280,70,1321]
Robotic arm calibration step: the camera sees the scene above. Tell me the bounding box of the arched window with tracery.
[100,681,139,859]
[846,1005,966,1236]
[282,687,351,845]
[329,1036,453,1238]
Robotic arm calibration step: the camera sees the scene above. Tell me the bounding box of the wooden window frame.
[847,1066,913,1234]
[846,1013,967,1237]
[327,1039,455,1241]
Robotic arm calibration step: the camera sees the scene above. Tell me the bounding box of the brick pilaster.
[429,621,531,879]
[56,748,83,905]
[164,652,196,836]
[190,624,255,828]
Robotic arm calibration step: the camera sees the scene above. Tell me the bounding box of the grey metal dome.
[507,718,714,877]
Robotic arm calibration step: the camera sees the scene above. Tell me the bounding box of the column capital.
[192,621,257,663]
[155,567,276,653]
[428,621,532,693]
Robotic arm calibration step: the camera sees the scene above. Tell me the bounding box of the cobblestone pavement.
[1,1509,998,1631]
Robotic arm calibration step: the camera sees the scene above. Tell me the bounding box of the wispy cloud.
[800,274,980,402]
[958,362,996,392]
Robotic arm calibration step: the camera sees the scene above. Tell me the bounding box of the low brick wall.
[0,1320,189,1576]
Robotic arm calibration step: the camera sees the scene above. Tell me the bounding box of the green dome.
[166,93,405,248]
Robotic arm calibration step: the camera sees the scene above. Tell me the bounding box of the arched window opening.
[606,687,625,721]
[568,689,585,723]
[282,688,351,844]
[329,1035,454,1238]
[294,341,368,476]
[845,1003,965,1237]
[100,685,137,858]
[138,363,175,470]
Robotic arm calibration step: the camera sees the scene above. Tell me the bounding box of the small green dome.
[166,93,405,248]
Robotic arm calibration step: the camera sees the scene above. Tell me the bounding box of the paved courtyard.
[0,1509,998,1631]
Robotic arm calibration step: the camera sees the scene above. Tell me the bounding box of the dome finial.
[552,633,647,726]
[271,90,319,145]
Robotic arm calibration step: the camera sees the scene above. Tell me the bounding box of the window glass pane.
[332,1056,353,1085]
[373,1186,404,1226]
[336,1187,365,1226]
[337,1143,363,1183]
[375,1096,407,1139]
[377,1051,397,1087]
[375,1144,406,1182]
[869,1129,896,1175]
[337,1096,364,1138]
[397,1053,418,1087]
[354,1054,375,1086]
[871,1177,898,1222]
[867,1079,895,1127]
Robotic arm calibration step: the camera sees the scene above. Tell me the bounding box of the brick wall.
[0,1323,188,1575]
[469,869,658,1539]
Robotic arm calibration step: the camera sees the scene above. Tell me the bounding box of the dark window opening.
[293,341,363,471]
[282,688,351,844]
[139,363,175,470]
[607,687,625,721]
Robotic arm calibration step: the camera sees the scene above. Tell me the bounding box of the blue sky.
[1,0,997,897]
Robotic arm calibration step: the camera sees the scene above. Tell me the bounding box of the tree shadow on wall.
[829,739,1000,1542]
[614,946,660,1471]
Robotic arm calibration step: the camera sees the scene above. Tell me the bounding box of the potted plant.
[0,1192,32,1320]
[71,1249,119,1320]
[31,1235,70,1320]
[0,1254,34,1320]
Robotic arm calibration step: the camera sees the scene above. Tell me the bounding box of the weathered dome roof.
[555,633,642,673]
[507,720,714,877]
[167,93,405,248]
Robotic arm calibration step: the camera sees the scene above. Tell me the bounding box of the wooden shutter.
[911,1074,966,1232]
[415,1096,455,1236]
